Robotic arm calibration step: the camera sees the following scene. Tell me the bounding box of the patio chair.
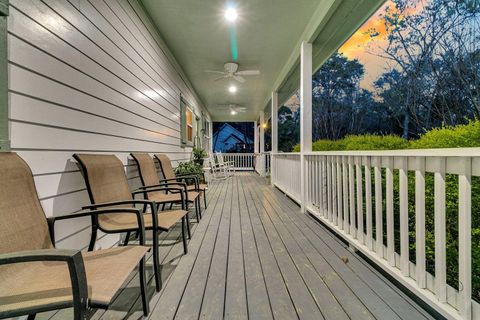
[208,152,231,180]
[73,154,189,292]
[152,154,206,218]
[215,152,235,176]
[0,153,150,319]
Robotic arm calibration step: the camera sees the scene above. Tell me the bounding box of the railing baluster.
[386,156,395,266]
[356,156,364,243]
[400,156,409,276]
[327,156,332,221]
[415,156,426,289]
[343,156,349,232]
[374,157,383,257]
[434,157,447,303]
[332,157,338,225]
[458,157,472,319]
[349,156,356,237]
[337,156,343,229]
[365,156,373,250]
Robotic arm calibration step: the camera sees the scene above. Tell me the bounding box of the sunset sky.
[337,0,426,90]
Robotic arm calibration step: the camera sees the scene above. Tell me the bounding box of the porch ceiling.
[140,0,384,121]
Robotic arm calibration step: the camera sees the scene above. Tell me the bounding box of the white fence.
[221,153,255,171]
[271,149,480,320]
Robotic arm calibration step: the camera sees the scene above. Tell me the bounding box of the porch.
[37,173,433,320]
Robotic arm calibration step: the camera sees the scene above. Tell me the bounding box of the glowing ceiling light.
[228,85,237,93]
[262,123,267,129]
[224,8,238,22]
[230,110,237,115]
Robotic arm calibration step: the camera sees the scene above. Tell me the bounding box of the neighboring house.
[213,123,253,153]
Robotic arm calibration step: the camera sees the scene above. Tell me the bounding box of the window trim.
[0,0,9,152]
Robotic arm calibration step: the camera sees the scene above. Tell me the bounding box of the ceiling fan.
[216,103,248,115]
[205,62,260,83]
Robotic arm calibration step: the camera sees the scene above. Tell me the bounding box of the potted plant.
[192,147,207,166]
[175,160,205,183]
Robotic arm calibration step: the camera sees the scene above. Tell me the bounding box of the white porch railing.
[221,153,255,171]
[271,149,480,320]
[255,152,271,176]
[271,153,301,201]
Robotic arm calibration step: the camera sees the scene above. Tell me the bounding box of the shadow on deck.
[40,173,435,320]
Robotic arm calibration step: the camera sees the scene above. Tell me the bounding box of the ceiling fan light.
[224,8,238,22]
[228,85,237,93]
[230,110,237,115]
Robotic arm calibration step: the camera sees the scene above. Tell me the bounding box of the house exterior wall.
[7,0,209,250]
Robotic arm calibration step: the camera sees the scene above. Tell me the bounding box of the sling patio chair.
[73,154,189,293]
[0,153,150,320]
[153,154,207,215]
[130,153,200,219]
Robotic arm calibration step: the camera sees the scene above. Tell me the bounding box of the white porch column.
[259,112,265,176]
[254,120,259,154]
[271,91,278,185]
[300,41,312,212]
[209,121,214,154]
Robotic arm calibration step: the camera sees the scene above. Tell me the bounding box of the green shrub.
[342,134,408,150]
[175,161,203,176]
[409,120,480,149]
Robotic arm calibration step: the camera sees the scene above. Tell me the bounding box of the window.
[186,107,193,143]
[180,96,195,147]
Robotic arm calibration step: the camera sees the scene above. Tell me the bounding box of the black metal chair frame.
[0,207,148,320]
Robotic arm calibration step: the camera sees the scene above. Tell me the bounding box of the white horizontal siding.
[7,0,208,253]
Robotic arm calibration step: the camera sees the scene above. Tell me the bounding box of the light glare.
[228,85,237,93]
[231,110,237,115]
[225,8,238,22]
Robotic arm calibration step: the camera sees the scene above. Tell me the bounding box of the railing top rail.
[272,148,480,157]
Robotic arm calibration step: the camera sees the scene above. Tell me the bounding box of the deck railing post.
[300,41,312,213]
[259,112,265,177]
[271,91,278,185]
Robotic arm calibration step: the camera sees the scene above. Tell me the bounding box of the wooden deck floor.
[41,173,435,320]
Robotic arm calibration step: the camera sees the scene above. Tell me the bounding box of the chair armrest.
[0,249,88,314]
[173,175,199,189]
[81,200,157,242]
[48,208,146,245]
[133,186,186,208]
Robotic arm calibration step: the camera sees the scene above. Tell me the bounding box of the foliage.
[192,147,207,163]
[174,161,203,176]
[409,120,480,149]
[279,0,480,151]
[342,134,408,150]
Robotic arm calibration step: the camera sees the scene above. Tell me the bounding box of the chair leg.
[197,197,202,220]
[186,212,191,239]
[169,203,173,210]
[203,191,207,209]
[88,226,98,251]
[27,314,36,320]
[123,231,131,246]
[139,257,150,316]
[152,227,161,292]
[161,203,166,211]
[181,217,188,254]
[194,200,200,222]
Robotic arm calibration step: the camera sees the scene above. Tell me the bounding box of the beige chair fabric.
[154,154,206,194]
[75,154,188,232]
[0,246,148,313]
[132,153,200,202]
[0,153,53,255]
[0,153,149,316]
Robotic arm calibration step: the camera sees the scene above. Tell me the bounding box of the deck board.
[36,173,435,320]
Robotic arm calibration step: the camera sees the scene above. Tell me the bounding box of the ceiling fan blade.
[233,75,246,83]
[205,70,225,74]
[214,75,228,81]
[236,70,260,76]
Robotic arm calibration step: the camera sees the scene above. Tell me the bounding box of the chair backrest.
[130,153,164,200]
[215,152,225,165]
[73,154,133,206]
[0,153,53,254]
[154,154,176,180]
